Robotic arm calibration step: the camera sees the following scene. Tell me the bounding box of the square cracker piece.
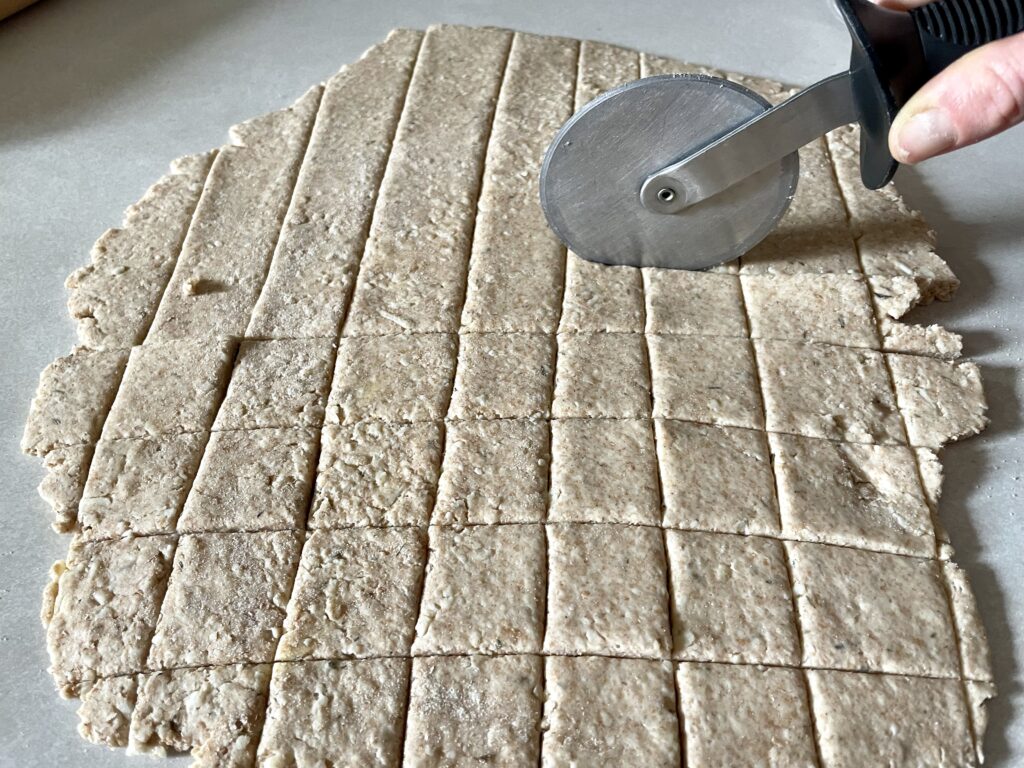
[22,347,129,456]
[545,523,671,658]
[310,421,443,528]
[644,268,746,336]
[326,333,457,423]
[559,254,645,332]
[755,339,905,444]
[413,524,545,654]
[552,332,651,418]
[666,530,800,665]
[678,662,818,768]
[549,418,660,525]
[649,335,764,429]
[277,527,426,660]
[404,655,542,767]
[742,273,878,348]
[807,669,974,768]
[147,531,302,668]
[176,427,318,533]
[78,433,208,540]
[888,353,987,448]
[542,656,680,768]
[129,663,271,767]
[102,338,236,439]
[788,541,960,676]
[257,658,411,768]
[656,420,779,536]
[44,535,175,694]
[447,332,555,419]
[213,338,335,430]
[770,432,935,556]
[433,418,549,525]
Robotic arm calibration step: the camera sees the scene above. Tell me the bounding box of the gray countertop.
[1,0,1020,765]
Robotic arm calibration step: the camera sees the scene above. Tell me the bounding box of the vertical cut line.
[252,30,429,762]
[821,132,979,753]
[536,38,581,768]
[130,90,326,744]
[395,30,515,766]
[641,298,686,766]
[737,274,824,768]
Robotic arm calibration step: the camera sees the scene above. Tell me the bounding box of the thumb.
[889,31,1024,164]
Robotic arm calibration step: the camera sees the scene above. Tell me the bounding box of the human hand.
[875,0,1024,163]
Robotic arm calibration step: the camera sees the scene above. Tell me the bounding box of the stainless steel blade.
[641,72,858,213]
[539,74,799,270]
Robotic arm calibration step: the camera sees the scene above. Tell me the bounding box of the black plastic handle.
[912,0,1024,74]
[835,0,1023,190]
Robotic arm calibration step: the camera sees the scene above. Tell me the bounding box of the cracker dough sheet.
[23,25,994,768]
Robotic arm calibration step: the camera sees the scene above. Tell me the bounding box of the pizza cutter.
[539,0,1024,270]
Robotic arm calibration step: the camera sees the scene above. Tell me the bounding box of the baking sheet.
[0,0,1020,765]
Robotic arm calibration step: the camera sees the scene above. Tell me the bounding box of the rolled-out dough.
[23,24,993,767]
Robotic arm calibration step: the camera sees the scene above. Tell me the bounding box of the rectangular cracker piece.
[129,663,271,767]
[807,669,974,768]
[549,418,660,525]
[677,662,818,768]
[943,561,994,682]
[542,656,680,768]
[176,428,318,533]
[644,269,746,336]
[545,523,671,658]
[788,541,960,676]
[22,347,129,456]
[326,333,457,423]
[461,33,577,333]
[276,527,426,660]
[433,418,549,525]
[102,338,236,440]
[770,432,935,557]
[665,530,800,665]
[246,30,423,339]
[414,524,545,654]
[78,432,208,540]
[740,139,861,275]
[213,338,335,430]
[310,420,443,528]
[257,658,411,768]
[146,86,323,341]
[558,41,645,332]
[888,353,987,448]
[147,531,302,668]
[403,654,543,767]
[38,443,94,533]
[44,535,175,694]
[448,332,555,420]
[649,335,764,429]
[552,332,651,418]
[67,152,214,349]
[656,420,780,536]
[827,125,959,302]
[76,675,137,748]
[742,273,879,348]
[343,26,513,335]
[755,339,905,444]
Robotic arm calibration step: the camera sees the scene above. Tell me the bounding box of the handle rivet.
[657,187,676,203]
